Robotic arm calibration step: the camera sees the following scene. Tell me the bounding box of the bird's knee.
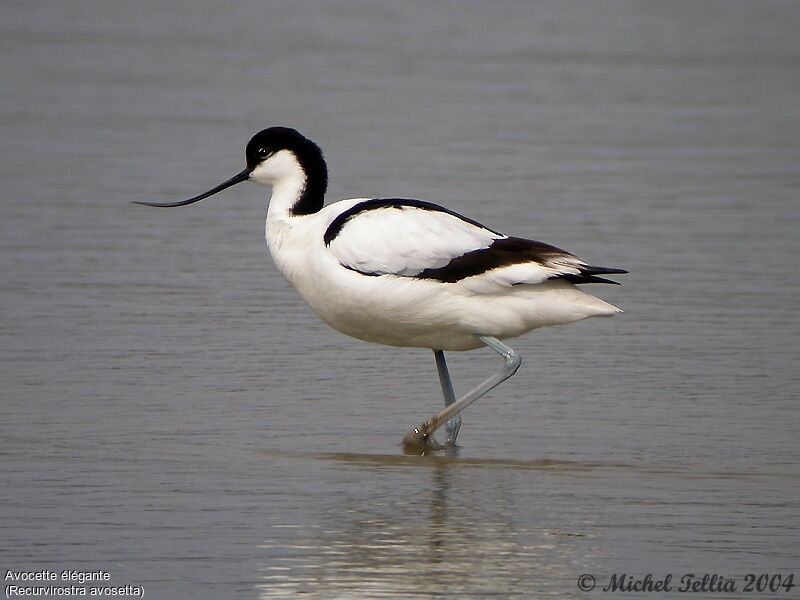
[505,352,521,375]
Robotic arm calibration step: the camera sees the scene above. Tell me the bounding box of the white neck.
[249,150,308,220]
[258,153,311,285]
[267,172,307,221]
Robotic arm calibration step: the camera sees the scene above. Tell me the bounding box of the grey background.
[1,1,798,598]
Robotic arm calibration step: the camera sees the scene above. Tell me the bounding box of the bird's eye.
[257,147,270,159]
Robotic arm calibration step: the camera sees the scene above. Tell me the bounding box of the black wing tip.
[560,274,622,285]
[582,265,629,275]
[585,275,621,285]
[560,265,628,285]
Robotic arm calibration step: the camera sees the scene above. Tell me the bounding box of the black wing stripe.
[415,239,627,284]
[326,202,628,285]
[338,235,627,284]
[415,237,571,283]
[323,198,501,246]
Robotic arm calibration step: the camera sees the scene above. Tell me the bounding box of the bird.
[136,126,626,453]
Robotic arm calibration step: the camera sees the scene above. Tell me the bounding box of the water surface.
[1,1,798,598]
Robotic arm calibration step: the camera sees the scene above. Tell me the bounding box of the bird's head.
[135,127,327,214]
[246,127,324,186]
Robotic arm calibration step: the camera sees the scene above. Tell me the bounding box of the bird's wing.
[325,198,626,286]
[325,199,503,277]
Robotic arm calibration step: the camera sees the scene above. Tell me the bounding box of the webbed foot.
[401,419,446,455]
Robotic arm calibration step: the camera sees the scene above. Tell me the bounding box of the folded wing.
[324,198,626,287]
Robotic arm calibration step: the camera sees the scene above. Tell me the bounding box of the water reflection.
[256,454,604,598]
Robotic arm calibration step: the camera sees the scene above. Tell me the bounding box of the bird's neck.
[263,152,327,281]
[264,149,327,220]
[268,170,309,220]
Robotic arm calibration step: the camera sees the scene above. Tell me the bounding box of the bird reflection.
[256,454,599,598]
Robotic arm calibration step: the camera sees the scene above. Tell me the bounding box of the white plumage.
[138,127,626,450]
[328,204,503,276]
[274,201,620,352]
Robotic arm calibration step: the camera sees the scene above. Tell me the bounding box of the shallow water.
[1,1,799,598]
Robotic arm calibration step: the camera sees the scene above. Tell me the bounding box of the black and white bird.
[137,127,626,452]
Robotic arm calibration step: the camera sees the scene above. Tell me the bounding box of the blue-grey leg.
[434,350,461,445]
[403,336,521,453]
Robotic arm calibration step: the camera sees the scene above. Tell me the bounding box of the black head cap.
[244,127,327,215]
[245,127,320,169]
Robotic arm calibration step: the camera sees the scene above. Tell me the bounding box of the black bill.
[133,168,251,208]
